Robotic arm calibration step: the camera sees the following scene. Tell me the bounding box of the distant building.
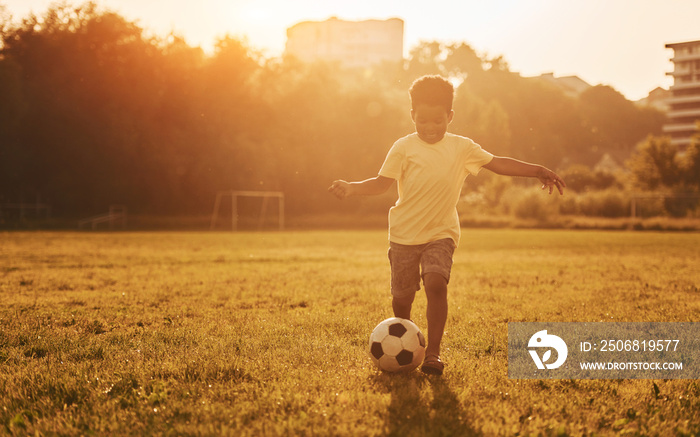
[530,73,591,98]
[637,87,670,112]
[664,39,700,149]
[593,153,621,174]
[285,17,404,69]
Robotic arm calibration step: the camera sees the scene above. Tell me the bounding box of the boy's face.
[411,104,454,144]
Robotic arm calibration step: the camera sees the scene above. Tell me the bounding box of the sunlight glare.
[241,5,267,22]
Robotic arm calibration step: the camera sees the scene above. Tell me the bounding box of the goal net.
[210,191,284,231]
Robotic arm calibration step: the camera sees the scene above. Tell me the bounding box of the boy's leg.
[392,294,415,319]
[419,238,456,365]
[388,242,421,319]
[423,272,448,358]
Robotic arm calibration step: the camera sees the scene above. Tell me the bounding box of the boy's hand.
[537,167,566,195]
[328,180,352,199]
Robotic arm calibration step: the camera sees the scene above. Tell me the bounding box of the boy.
[328,75,565,375]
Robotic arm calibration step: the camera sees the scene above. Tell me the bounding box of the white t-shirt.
[378,132,493,246]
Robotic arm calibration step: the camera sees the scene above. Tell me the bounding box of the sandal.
[421,354,445,376]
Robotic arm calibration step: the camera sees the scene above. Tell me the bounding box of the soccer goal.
[630,192,700,218]
[78,205,127,230]
[210,190,285,231]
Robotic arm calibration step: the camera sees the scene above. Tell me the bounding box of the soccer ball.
[368,317,426,372]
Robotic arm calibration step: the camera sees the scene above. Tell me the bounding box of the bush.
[509,187,559,221]
[577,190,629,218]
[557,196,580,216]
[559,165,621,192]
[663,194,700,218]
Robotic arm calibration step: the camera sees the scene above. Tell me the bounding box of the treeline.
[0,3,670,220]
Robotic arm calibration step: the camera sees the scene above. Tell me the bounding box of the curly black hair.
[408,75,454,112]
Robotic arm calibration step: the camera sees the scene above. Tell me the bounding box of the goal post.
[630,192,700,218]
[210,190,285,231]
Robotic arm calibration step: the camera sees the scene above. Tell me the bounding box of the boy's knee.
[392,293,415,319]
[423,272,447,296]
[392,293,415,306]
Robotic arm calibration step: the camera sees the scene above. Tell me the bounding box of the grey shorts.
[387,238,456,298]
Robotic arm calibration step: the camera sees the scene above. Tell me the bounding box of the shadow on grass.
[370,371,478,436]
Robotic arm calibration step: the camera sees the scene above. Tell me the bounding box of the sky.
[2,0,699,101]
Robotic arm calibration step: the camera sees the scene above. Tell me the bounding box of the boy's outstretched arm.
[483,156,566,195]
[328,176,394,199]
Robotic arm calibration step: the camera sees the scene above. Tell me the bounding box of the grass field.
[1,229,699,436]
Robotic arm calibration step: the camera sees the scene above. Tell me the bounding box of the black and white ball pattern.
[368,317,426,372]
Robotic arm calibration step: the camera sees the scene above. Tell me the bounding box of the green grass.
[1,230,699,436]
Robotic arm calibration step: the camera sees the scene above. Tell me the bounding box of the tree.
[0,57,26,200]
[579,85,665,163]
[678,139,700,189]
[0,3,170,213]
[462,67,585,169]
[626,136,681,190]
[451,86,511,155]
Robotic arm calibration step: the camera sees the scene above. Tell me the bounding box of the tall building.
[285,17,404,69]
[664,40,700,149]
